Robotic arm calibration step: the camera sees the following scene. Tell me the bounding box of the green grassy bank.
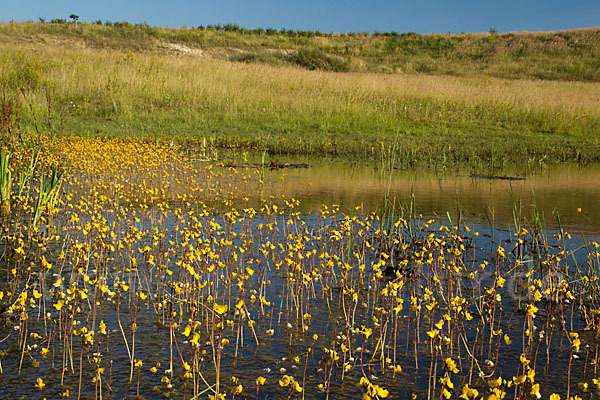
[1,22,600,170]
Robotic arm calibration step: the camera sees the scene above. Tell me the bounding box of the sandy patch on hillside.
[163,42,204,56]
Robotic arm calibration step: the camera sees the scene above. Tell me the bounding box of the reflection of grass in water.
[264,161,600,234]
[0,136,600,399]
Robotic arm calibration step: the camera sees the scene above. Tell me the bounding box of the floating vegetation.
[0,136,599,399]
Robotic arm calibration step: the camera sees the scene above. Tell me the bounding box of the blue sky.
[1,0,599,34]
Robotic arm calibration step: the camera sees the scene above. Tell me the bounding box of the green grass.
[60,105,600,171]
[1,22,600,171]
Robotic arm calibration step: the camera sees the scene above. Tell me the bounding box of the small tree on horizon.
[69,14,79,23]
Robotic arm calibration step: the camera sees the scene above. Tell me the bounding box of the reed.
[0,147,12,218]
[32,166,62,226]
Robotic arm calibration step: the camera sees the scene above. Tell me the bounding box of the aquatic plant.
[0,136,598,399]
[16,146,40,198]
[0,147,11,218]
[32,165,62,226]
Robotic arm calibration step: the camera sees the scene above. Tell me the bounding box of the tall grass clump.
[32,166,62,226]
[0,147,12,218]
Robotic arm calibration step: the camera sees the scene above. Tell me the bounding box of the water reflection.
[254,159,600,235]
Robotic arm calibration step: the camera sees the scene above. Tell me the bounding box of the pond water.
[245,155,600,234]
[1,138,599,400]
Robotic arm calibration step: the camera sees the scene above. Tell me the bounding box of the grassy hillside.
[2,21,600,81]
[1,22,599,170]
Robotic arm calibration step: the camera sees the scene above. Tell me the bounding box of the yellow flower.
[488,387,506,400]
[213,303,228,315]
[444,357,459,373]
[256,376,266,385]
[373,385,388,398]
[292,381,303,393]
[440,376,454,389]
[427,329,439,338]
[487,377,502,388]
[36,377,46,390]
[279,375,292,387]
[182,324,191,337]
[530,383,541,399]
[496,246,505,258]
[441,387,452,399]
[190,332,200,346]
[460,384,479,399]
[99,320,107,335]
[570,332,581,352]
[358,376,370,387]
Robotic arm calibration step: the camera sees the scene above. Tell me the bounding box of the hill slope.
[1,22,600,81]
[1,22,599,170]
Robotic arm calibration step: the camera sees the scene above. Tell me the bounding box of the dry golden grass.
[3,41,597,117]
